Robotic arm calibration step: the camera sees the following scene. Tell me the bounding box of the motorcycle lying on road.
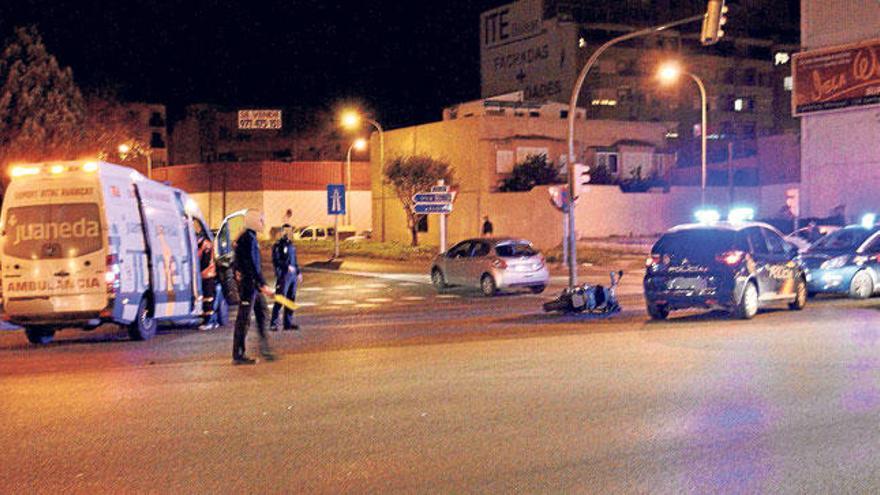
[542,270,623,315]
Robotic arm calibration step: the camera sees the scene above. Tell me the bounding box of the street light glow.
[353,138,367,151]
[340,110,361,129]
[657,61,682,84]
[118,143,131,154]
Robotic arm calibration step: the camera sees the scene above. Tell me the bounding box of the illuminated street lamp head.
[118,143,131,154]
[657,61,683,85]
[340,110,361,130]
[353,138,368,151]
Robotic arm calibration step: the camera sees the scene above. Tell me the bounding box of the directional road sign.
[412,192,454,203]
[413,203,453,214]
[327,184,346,215]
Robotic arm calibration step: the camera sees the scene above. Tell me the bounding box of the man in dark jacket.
[270,224,300,331]
[195,223,218,331]
[232,210,275,365]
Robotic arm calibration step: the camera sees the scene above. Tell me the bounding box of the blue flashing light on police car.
[728,207,755,224]
[694,208,721,224]
[861,213,876,229]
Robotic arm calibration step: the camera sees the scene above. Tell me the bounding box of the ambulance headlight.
[83,161,99,172]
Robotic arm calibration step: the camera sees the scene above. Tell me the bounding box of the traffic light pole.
[565,13,704,290]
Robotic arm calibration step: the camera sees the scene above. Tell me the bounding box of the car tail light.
[492,258,507,269]
[716,250,745,266]
[105,254,121,294]
[646,254,662,267]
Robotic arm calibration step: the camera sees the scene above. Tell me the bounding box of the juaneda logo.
[8,214,100,246]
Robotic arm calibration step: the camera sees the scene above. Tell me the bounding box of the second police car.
[644,209,808,320]
[799,215,880,299]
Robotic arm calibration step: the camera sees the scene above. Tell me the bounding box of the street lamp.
[345,138,368,226]
[118,142,153,180]
[340,109,385,241]
[657,61,708,206]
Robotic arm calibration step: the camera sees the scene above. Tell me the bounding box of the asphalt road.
[2,267,880,493]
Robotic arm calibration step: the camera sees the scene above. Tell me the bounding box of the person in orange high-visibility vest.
[195,223,218,330]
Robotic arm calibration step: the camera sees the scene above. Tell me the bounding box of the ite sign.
[479,0,575,101]
[238,109,282,129]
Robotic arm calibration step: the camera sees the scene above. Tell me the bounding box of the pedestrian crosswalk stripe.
[300,287,323,292]
[365,297,393,303]
[330,299,357,305]
[402,296,425,301]
[333,285,355,290]
[354,303,379,309]
[294,302,317,307]
[436,294,459,299]
[365,283,388,288]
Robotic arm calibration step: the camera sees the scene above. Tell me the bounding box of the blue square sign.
[327,184,346,215]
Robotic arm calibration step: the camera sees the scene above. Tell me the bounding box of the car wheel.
[734,281,759,320]
[127,297,157,341]
[849,270,873,299]
[431,268,447,291]
[647,303,669,320]
[529,285,546,294]
[24,326,55,345]
[789,276,807,310]
[480,274,497,297]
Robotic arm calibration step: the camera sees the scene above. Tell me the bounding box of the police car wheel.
[128,299,157,341]
[735,282,759,320]
[480,274,497,297]
[24,326,55,345]
[849,270,873,299]
[431,268,447,290]
[789,277,807,310]
[647,303,669,320]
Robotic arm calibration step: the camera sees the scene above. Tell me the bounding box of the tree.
[498,154,562,192]
[0,26,86,169]
[81,90,150,163]
[385,155,454,246]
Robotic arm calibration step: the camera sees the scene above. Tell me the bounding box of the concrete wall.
[799,1,880,221]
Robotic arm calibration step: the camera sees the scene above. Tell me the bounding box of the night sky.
[0,0,505,128]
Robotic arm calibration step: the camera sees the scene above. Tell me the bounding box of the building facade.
[797,1,880,221]
[123,102,169,167]
[371,95,674,246]
[480,0,799,179]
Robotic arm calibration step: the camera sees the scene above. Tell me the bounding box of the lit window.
[578,37,586,48]
[734,98,744,112]
[774,52,790,65]
[591,99,617,106]
[784,76,793,91]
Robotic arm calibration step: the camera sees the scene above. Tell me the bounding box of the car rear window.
[495,242,537,257]
[653,229,741,262]
[3,203,103,259]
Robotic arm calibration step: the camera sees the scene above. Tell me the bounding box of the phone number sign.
[238,109,282,129]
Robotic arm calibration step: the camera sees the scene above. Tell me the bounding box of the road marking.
[294,302,317,307]
[399,282,420,287]
[354,303,379,309]
[330,299,357,305]
[436,294,460,299]
[365,283,388,288]
[402,296,425,301]
[300,287,323,292]
[333,285,355,290]
[365,297,393,303]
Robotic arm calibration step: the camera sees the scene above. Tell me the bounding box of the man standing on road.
[482,216,494,237]
[270,223,300,331]
[195,223,218,331]
[232,209,275,365]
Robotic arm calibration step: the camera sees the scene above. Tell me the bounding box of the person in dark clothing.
[195,222,218,330]
[482,216,494,236]
[270,224,300,331]
[232,210,275,365]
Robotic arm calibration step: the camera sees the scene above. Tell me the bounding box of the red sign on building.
[792,38,880,116]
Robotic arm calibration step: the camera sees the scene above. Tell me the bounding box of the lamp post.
[658,61,708,206]
[340,110,385,241]
[345,138,368,226]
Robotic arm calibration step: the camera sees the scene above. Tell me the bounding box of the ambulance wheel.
[128,298,157,341]
[24,326,55,345]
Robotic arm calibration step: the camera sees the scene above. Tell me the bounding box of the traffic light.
[573,163,591,192]
[700,0,728,46]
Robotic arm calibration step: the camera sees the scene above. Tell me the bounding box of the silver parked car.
[431,237,550,296]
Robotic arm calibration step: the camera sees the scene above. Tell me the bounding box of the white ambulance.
[1,161,217,344]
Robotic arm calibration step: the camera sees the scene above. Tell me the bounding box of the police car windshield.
[811,227,873,251]
[653,229,738,262]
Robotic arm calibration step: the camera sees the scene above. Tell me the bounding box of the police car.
[799,215,880,299]
[644,209,807,320]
